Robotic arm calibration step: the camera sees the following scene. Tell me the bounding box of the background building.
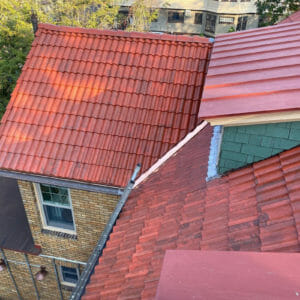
[119,0,259,36]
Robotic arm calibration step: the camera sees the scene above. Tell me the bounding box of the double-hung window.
[35,183,75,232]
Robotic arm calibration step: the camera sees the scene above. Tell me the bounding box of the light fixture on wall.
[0,259,6,271]
[35,266,48,281]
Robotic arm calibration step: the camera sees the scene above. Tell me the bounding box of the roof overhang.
[0,169,123,196]
[203,109,300,126]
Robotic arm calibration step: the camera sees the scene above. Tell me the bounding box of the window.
[219,16,234,24]
[60,266,79,286]
[237,16,248,31]
[117,10,129,30]
[168,11,184,23]
[36,183,75,232]
[205,14,217,33]
[194,13,203,25]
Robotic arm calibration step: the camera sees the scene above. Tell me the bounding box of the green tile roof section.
[218,122,300,174]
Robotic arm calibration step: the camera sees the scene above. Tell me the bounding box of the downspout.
[70,163,141,300]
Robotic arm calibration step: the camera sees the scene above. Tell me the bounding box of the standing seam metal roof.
[199,21,300,119]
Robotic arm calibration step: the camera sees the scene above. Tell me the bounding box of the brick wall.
[218,122,300,174]
[0,250,75,300]
[0,181,119,299]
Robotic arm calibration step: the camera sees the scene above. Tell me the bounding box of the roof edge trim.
[0,170,123,196]
[133,121,208,188]
[37,23,211,43]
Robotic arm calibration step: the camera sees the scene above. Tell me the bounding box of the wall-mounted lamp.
[0,259,6,271]
[35,266,48,281]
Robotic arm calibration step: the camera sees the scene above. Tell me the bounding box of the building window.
[205,14,217,33]
[117,9,129,29]
[167,11,184,23]
[219,16,234,24]
[36,183,75,232]
[60,266,79,286]
[194,13,203,24]
[237,16,248,31]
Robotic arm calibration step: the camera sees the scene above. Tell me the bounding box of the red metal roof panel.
[156,250,300,300]
[279,10,300,24]
[199,21,300,119]
[0,24,211,187]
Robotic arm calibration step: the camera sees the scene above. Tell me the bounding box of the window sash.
[35,183,76,233]
[60,266,79,285]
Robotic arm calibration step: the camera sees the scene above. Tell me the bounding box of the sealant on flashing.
[206,125,223,181]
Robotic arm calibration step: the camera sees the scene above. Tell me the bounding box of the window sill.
[41,229,77,240]
[61,284,75,291]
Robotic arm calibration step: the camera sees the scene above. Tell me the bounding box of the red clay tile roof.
[279,11,300,24]
[0,24,211,187]
[198,21,300,120]
[82,124,300,299]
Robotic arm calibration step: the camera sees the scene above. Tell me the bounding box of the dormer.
[199,21,300,177]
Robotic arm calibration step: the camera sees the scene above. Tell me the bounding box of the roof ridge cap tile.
[37,23,211,44]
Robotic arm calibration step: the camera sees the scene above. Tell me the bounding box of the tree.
[256,0,300,26]
[126,0,159,32]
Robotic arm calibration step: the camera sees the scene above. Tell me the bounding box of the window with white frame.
[60,266,79,286]
[36,183,75,232]
[219,16,234,24]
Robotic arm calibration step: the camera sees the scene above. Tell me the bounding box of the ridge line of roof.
[37,23,211,44]
[133,121,208,188]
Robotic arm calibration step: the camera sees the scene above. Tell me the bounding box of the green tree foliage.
[0,0,119,119]
[126,0,159,32]
[256,0,300,26]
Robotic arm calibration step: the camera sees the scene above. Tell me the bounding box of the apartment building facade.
[119,0,259,36]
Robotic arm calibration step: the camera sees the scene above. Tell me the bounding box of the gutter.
[0,170,123,196]
[70,163,141,300]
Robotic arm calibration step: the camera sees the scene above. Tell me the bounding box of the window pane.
[61,266,78,284]
[40,184,70,206]
[194,13,202,25]
[205,14,217,33]
[168,11,184,23]
[43,205,74,230]
[219,16,234,24]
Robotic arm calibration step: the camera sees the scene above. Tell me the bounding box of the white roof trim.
[133,121,208,188]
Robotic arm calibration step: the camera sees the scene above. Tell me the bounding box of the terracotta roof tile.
[83,125,300,299]
[0,23,211,187]
[198,21,300,119]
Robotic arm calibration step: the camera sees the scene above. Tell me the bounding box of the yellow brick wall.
[0,250,73,300]
[0,180,120,300]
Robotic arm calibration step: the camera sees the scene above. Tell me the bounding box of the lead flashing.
[206,125,223,181]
